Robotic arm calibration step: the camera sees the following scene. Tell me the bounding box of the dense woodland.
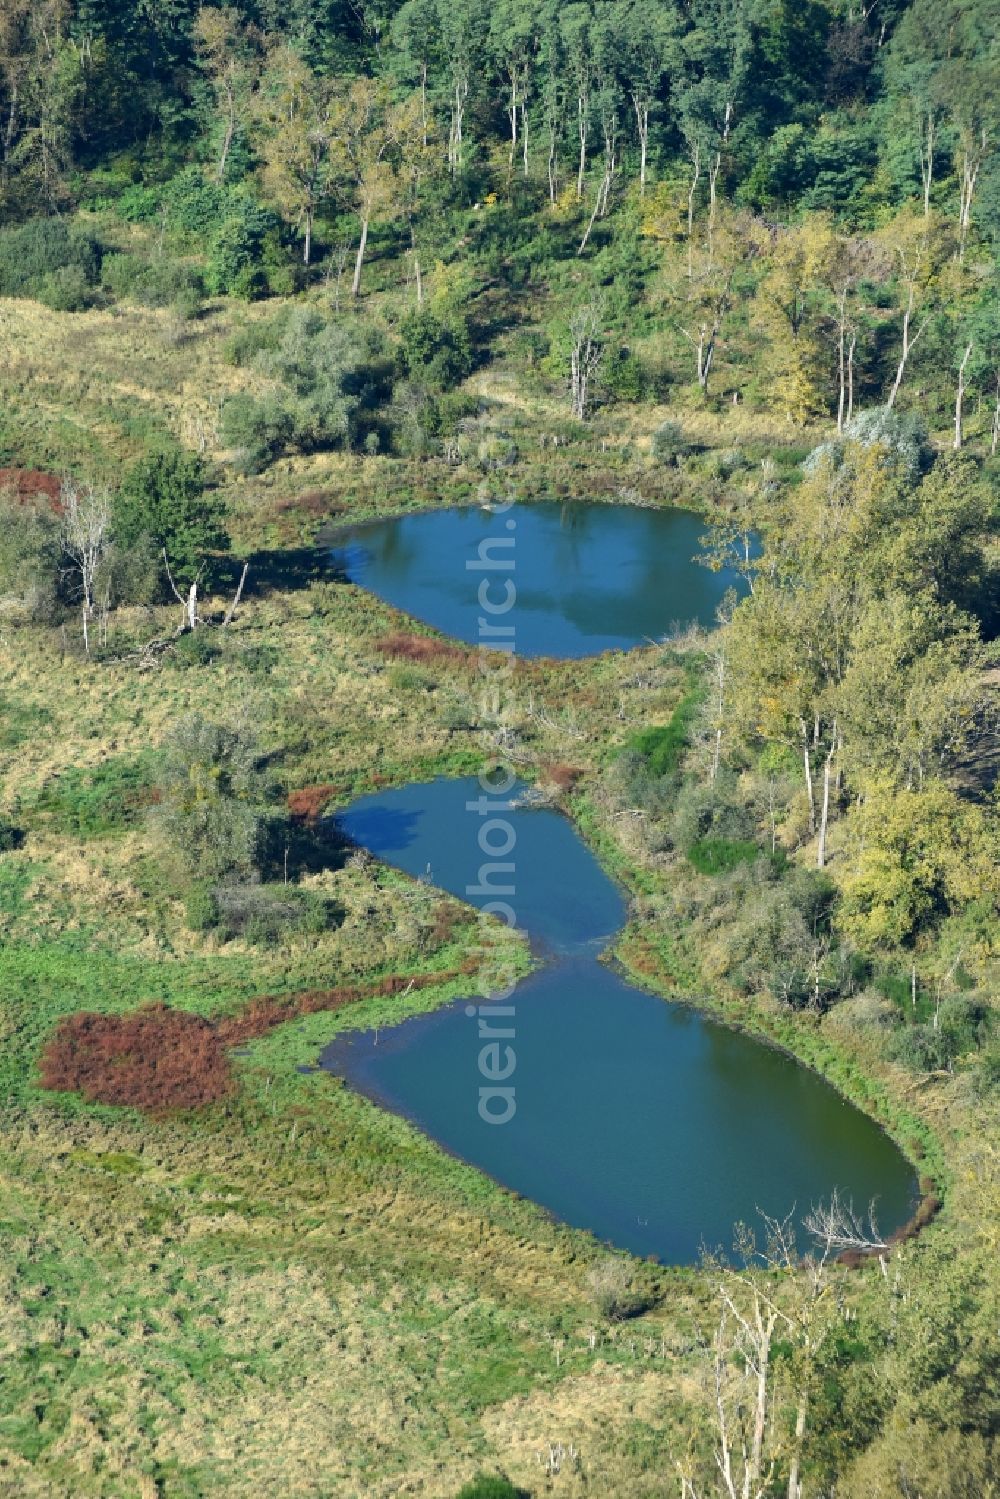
[0,1,998,1496]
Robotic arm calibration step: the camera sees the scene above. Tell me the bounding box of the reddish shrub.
[287,784,341,824]
[0,469,63,511]
[375,632,467,666]
[40,960,482,1113]
[545,763,585,792]
[429,900,465,945]
[39,1005,232,1113]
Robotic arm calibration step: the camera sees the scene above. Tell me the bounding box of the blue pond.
[321,777,918,1264]
[330,501,745,658]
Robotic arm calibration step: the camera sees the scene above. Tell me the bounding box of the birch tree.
[193,6,261,183]
[60,479,111,655]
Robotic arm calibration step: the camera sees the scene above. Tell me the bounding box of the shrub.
[398,308,473,389]
[804,408,931,482]
[161,166,227,236]
[210,884,343,944]
[287,785,341,824]
[687,837,761,875]
[0,219,101,301]
[115,447,226,586]
[39,1005,232,1112]
[0,488,61,620]
[153,716,267,883]
[184,883,220,932]
[651,420,690,465]
[220,308,378,467]
[219,393,294,474]
[670,771,758,851]
[36,264,93,312]
[115,183,162,223]
[454,1478,526,1499]
[206,199,284,299]
[586,1258,651,1321]
[629,689,702,779]
[890,996,993,1073]
[168,629,222,671]
[0,818,23,852]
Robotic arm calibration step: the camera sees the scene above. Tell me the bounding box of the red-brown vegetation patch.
[217,960,477,1047]
[39,1004,233,1113]
[544,763,585,792]
[287,784,341,824]
[0,468,63,510]
[41,962,480,1113]
[374,632,468,667]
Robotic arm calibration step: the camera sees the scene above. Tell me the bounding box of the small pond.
[321,777,918,1264]
[330,501,745,658]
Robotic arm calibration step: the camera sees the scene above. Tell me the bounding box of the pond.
[321,777,918,1264]
[329,501,745,658]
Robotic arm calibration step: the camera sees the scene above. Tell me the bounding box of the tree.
[881,212,939,411]
[329,79,423,298]
[193,6,262,184]
[115,448,226,590]
[752,217,835,423]
[255,45,335,265]
[615,0,676,196]
[566,298,604,419]
[489,0,537,178]
[59,478,111,654]
[839,778,999,947]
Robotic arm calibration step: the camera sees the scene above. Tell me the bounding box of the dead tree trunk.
[954,340,973,450]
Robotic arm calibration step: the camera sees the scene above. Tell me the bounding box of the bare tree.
[568,301,604,420]
[59,480,111,655]
[803,1188,887,1258]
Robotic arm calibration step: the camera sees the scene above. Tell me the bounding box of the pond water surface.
[330,502,744,657]
[321,777,917,1263]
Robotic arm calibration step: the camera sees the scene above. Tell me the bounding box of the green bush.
[629,689,703,778]
[168,630,222,671]
[115,447,226,586]
[0,219,101,301]
[184,883,220,933]
[220,307,377,468]
[211,884,343,944]
[206,199,284,299]
[116,184,162,223]
[0,818,23,852]
[687,837,762,875]
[219,393,294,474]
[36,264,94,312]
[33,754,160,837]
[454,1475,526,1499]
[890,996,993,1073]
[651,420,690,465]
[162,167,227,236]
[398,308,473,389]
[153,716,266,883]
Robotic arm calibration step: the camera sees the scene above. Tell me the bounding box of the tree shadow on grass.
[214,547,335,600]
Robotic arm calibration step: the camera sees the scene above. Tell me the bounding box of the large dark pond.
[330,502,744,657]
[321,778,917,1263]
